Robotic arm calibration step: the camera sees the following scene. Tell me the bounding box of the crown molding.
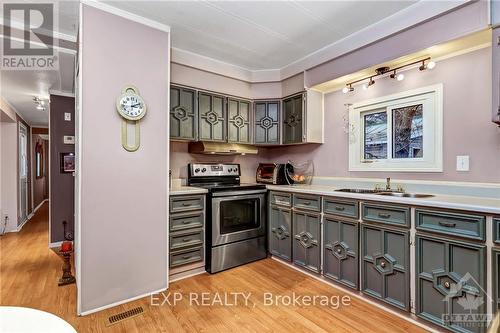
[170,0,470,83]
[82,0,171,33]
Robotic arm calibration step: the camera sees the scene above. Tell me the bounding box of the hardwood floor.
[0,203,429,332]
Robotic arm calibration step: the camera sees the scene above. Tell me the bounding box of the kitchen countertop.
[267,184,500,215]
[170,186,208,196]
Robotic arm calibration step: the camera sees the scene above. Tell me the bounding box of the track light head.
[342,84,354,94]
[396,73,404,81]
[427,61,436,69]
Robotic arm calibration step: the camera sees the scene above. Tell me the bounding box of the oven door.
[211,190,266,246]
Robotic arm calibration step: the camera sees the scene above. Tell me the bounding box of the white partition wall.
[76,2,170,315]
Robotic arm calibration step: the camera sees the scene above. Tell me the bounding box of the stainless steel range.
[188,163,267,273]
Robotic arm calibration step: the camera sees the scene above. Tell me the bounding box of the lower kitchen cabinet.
[494,249,500,313]
[269,205,292,261]
[416,235,486,333]
[361,224,410,311]
[293,210,321,273]
[323,217,358,289]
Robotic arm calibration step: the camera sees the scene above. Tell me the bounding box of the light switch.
[64,113,71,121]
[63,135,75,144]
[456,155,470,171]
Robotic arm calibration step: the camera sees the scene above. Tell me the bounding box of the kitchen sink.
[376,192,434,198]
[335,188,382,194]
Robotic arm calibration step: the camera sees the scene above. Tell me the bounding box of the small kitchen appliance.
[255,163,294,185]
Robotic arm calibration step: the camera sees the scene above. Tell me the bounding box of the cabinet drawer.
[323,198,359,219]
[170,229,203,251]
[293,194,321,212]
[270,192,291,206]
[416,209,485,241]
[494,218,500,245]
[170,211,204,232]
[170,195,204,213]
[361,203,409,228]
[170,246,203,268]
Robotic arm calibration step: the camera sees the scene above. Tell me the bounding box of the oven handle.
[211,189,267,197]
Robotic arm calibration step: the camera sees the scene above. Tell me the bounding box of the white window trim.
[349,84,443,172]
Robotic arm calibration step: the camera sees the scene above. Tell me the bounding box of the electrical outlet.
[64,112,71,121]
[456,155,470,171]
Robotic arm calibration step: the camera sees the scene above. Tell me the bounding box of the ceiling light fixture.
[344,57,433,93]
[33,97,46,111]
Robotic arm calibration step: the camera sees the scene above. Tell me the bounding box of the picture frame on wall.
[60,153,75,173]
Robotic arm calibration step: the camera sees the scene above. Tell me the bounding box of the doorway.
[18,122,29,226]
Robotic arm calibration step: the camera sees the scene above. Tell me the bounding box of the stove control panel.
[189,163,240,177]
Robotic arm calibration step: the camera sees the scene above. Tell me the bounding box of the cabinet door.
[269,205,292,261]
[494,249,500,313]
[493,27,500,125]
[293,210,321,273]
[282,94,304,144]
[227,98,251,143]
[323,217,358,289]
[170,86,196,140]
[198,92,226,142]
[416,235,486,333]
[254,101,280,144]
[361,224,410,311]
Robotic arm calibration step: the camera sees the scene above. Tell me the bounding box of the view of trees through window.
[363,104,423,160]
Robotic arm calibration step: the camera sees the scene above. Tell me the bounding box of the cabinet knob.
[336,248,342,254]
[380,262,386,268]
[444,281,450,289]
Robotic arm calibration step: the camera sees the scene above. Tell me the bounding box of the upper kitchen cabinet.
[493,27,500,125]
[227,98,252,144]
[254,101,280,145]
[198,92,226,142]
[282,90,324,145]
[170,86,197,141]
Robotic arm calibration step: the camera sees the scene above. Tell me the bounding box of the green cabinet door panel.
[323,217,359,289]
[198,92,226,142]
[416,235,486,333]
[170,86,197,140]
[269,205,292,261]
[361,224,410,311]
[282,94,304,144]
[255,101,280,144]
[293,210,321,273]
[494,249,500,313]
[227,98,252,144]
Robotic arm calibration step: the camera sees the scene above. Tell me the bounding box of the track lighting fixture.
[343,57,433,93]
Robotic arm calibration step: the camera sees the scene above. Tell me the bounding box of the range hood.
[188,141,258,155]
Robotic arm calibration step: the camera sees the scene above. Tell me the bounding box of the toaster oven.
[256,163,294,185]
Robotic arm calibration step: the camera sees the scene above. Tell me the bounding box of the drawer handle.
[182,255,192,260]
[182,238,192,242]
[182,221,191,224]
[335,206,345,211]
[438,221,456,228]
[302,201,311,205]
[182,203,192,207]
[378,213,391,219]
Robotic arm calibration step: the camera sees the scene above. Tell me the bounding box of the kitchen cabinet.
[281,90,324,145]
[227,98,252,144]
[169,194,206,275]
[198,92,226,142]
[282,94,304,144]
[415,234,486,333]
[361,224,410,311]
[323,217,358,289]
[493,27,500,125]
[170,86,197,141]
[293,210,321,273]
[494,249,500,313]
[269,205,292,261]
[254,101,280,144]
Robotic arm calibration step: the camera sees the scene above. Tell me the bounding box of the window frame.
[349,84,443,172]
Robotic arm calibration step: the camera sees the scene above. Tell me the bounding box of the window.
[349,84,443,172]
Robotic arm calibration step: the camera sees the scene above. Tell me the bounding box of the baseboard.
[270,256,441,333]
[170,267,207,282]
[49,241,63,249]
[78,287,168,316]
[33,199,48,214]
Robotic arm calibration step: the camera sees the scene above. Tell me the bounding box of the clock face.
[117,90,146,120]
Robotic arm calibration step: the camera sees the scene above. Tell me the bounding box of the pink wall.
[268,47,500,183]
[79,5,169,314]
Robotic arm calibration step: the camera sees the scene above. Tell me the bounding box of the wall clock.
[116,85,147,152]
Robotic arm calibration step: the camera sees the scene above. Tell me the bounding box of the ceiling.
[106,1,417,70]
